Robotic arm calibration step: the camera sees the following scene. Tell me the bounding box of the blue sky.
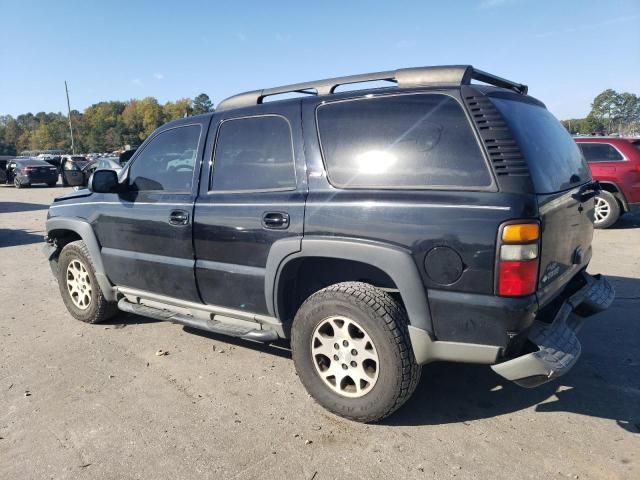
[1,0,638,119]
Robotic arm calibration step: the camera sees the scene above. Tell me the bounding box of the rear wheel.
[593,191,620,229]
[57,240,117,323]
[291,282,421,422]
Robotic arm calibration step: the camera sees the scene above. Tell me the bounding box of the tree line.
[0,93,214,155]
[2,87,638,157]
[561,89,640,136]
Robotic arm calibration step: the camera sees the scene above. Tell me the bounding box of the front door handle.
[262,212,289,229]
[169,209,190,225]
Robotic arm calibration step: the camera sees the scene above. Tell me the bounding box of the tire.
[57,240,117,324]
[47,181,57,187]
[593,191,620,229]
[291,282,421,423]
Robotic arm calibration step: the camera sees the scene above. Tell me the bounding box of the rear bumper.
[19,174,58,184]
[491,272,614,387]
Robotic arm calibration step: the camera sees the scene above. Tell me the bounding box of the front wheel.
[593,191,620,229]
[57,240,117,323]
[291,282,421,422]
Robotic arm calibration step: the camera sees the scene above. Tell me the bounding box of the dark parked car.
[37,154,62,170]
[44,65,613,422]
[574,137,640,228]
[12,158,59,188]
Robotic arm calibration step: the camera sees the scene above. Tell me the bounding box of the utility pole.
[65,80,76,154]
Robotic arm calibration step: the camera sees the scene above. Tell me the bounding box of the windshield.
[490,97,590,194]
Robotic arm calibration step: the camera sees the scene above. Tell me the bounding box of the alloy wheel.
[594,196,611,225]
[311,315,380,398]
[66,259,92,310]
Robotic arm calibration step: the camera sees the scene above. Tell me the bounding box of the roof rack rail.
[216,65,528,111]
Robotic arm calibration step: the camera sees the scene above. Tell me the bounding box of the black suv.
[44,65,614,422]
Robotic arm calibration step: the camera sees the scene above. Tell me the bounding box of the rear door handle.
[169,209,190,225]
[262,212,289,229]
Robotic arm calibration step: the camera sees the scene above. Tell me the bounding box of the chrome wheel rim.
[66,259,92,310]
[594,197,610,224]
[311,316,379,398]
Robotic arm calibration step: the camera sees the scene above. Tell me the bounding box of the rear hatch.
[490,95,594,304]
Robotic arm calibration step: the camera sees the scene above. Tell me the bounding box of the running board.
[117,298,279,343]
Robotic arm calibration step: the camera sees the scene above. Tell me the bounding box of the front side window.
[129,125,201,192]
[578,143,624,162]
[316,94,492,189]
[211,116,296,191]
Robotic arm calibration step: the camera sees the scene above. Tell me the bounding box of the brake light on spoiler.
[496,222,540,296]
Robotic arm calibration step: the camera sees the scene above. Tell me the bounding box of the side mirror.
[90,169,119,193]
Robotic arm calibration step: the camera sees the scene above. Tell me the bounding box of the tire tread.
[292,281,420,422]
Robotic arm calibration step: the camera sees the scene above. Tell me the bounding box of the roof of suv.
[216,65,529,112]
[575,137,640,144]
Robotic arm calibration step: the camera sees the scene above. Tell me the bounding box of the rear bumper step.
[117,298,279,343]
[491,273,614,388]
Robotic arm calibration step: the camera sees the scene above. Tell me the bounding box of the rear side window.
[316,94,492,189]
[490,97,590,193]
[578,143,624,162]
[211,116,296,192]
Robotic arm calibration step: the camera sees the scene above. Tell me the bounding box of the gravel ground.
[1,184,638,480]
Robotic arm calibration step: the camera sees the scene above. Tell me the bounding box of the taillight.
[24,167,36,172]
[496,222,540,297]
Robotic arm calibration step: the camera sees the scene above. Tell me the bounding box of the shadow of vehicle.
[0,201,50,214]
[0,228,44,247]
[100,276,638,432]
[612,211,640,229]
[101,312,162,327]
[183,326,293,360]
[385,274,640,433]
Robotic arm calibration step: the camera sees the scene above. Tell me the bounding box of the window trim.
[314,91,497,191]
[125,123,203,194]
[208,113,298,194]
[577,142,627,163]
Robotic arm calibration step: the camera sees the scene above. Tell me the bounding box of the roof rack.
[216,65,528,111]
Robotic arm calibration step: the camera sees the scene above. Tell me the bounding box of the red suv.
[575,137,640,228]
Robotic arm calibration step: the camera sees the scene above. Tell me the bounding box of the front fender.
[45,217,117,301]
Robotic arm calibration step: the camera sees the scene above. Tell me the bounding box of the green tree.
[616,92,639,134]
[122,100,144,145]
[192,93,214,114]
[82,101,127,151]
[164,98,192,121]
[139,97,165,138]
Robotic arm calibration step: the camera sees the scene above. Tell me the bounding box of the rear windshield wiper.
[573,180,601,202]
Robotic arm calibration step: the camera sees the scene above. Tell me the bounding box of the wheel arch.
[266,237,432,335]
[46,217,117,301]
[598,181,629,212]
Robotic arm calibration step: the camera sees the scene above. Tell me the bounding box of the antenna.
[65,80,76,154]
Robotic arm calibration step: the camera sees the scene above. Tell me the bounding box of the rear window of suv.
[316,94,492,189]
[577,143,624,162]
[490,97,590,193]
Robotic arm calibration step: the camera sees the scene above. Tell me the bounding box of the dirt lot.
[0,184,638,480]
